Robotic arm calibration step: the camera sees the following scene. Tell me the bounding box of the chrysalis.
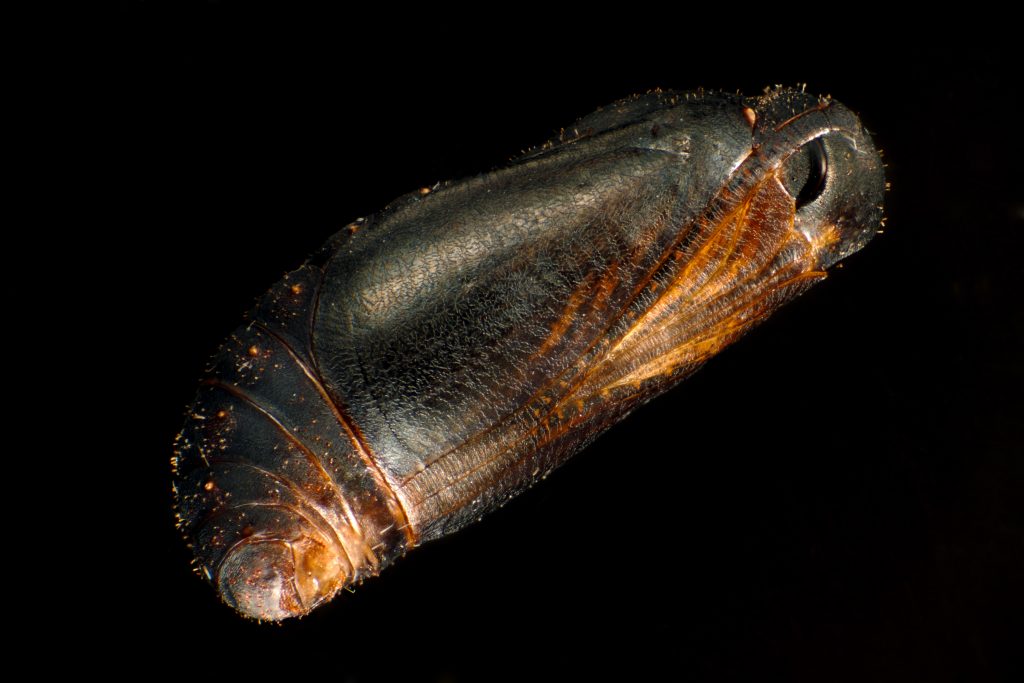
[173,88,885,620]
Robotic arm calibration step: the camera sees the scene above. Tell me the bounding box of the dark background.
[109,5,1020,681]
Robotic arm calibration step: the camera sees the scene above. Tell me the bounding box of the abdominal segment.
[173,264,411,618]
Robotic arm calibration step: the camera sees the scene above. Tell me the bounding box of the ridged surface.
[174,88,884,619]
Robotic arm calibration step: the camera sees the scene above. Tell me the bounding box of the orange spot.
[419,187,431,196]
[204,480,215,491]
[216,410,227,418]
[743,107,757,128]
[248,345,259,357]
[290,284,303,295]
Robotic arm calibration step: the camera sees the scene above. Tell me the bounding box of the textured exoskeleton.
[173,88,885,620]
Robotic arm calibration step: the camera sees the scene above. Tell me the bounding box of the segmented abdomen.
[173,257,411,619]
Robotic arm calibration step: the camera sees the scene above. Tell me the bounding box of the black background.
[109,5,1020,681]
